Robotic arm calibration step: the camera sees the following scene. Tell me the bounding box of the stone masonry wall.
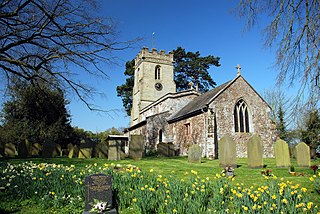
[168,114,205,156]
[209,76,275,157]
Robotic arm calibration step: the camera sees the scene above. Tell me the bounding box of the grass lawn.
[1,156,320,213]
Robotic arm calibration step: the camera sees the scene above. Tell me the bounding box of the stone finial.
[236,64,241,76]
[188,82,194,90]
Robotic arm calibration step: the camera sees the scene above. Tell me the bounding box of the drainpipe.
[201,106,208,158]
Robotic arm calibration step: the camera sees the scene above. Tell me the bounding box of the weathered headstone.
[0,142,5,157]
[73,145,79,157]
[188,144,202,163]
[67,143,74,158]
[79,148,92,159]
[129,135,144,160]
[96,142,108,159]
[83,174,117,214]
[218,135,236,167]
[295,142,310,167]
[158,142,175,157]
[31,143,42,156]
[17,139,32,158]
[4,143,17,157]
[108,140,119,161]
[275,139,291,167]
[42,142,59,158]
[247,134,263,168]
[56,144,62,157]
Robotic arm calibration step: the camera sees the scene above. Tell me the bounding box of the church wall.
[168,113,205,156]
[209,77,275,158]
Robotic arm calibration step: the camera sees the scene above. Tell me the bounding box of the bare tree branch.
[0,0,140,110]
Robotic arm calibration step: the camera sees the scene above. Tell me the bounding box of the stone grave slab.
[129,135,144,160]
[247,134,263,168]
[83,174,117,214]
[4,143,17,157]
[188,144,202,163]
[17,140,32,158]
[31,143,42,156]
[96,142,108,159]
[158,143,175,157]
[295,142,310,167]
[275,139,291,167]
[42,142,59,158]
[67,143,74,158]
[0,142,5,157]
[218,135,236,167]
[79,148,92,159]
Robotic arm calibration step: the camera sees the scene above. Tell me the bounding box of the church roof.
[168,74,271,123]
[168,80,232,122]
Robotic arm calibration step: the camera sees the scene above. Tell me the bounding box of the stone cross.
[236,64,241,75]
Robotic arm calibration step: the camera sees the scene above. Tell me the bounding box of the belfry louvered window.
[234,99,250,133]
[155,65,161,79]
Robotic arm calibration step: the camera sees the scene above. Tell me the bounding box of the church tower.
[130,47,176,126]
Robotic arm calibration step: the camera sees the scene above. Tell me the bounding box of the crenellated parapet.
[135,47,174,67]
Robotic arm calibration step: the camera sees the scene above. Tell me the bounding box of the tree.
[263,88,291,141]
[301,109,320,151]
[277,105,287,141]
[116,47,220,116]
[173,47,220,92]
[235,0,319,105]
[0,81,73,148]
[0,0,137,110]
[116,60,135,116]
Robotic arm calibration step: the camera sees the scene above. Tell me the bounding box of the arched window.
[155,65,161,80]
[159,129,163,143]
[234,99,250,133]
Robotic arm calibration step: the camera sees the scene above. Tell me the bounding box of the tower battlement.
[135,47,174,67]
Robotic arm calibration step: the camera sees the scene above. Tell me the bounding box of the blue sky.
[68,0,281,132]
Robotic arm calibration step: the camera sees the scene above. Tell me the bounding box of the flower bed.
[0,161,319,213]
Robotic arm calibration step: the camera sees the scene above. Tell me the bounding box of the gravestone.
[188,144,202,163]
[97,142,108,159]
[218,135,236,167]
[56,144,62,157]
[73,145,79,157]
[129,135,144,160]
[31,143,42,156]
[0,142,5,157]
[83,174,117,214]
[275,139,291,167]
[295,142,310,167]
[107,135,127,161]
[247,134,263,168]
[158,143,175,157]
[79,148,92,159]
[67,143,74,158]
[42,142,59,158]
[17,139,32,158]
[4,143,17,157]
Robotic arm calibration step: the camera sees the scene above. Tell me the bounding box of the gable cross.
[236,64,241,75]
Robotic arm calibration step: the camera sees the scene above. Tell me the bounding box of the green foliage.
[301,109,320,149]
[277,105,288,141]
[116,48,220,116]
[173,47,220,93]
[116,60,135,116]
[0,82,72,148]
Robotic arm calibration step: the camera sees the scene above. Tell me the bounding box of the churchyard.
[0,155,319,213]
[0,135,319,213]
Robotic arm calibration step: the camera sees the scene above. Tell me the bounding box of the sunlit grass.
[1,156,319,213]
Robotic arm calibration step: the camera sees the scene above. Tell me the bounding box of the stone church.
[126,47,275,158]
